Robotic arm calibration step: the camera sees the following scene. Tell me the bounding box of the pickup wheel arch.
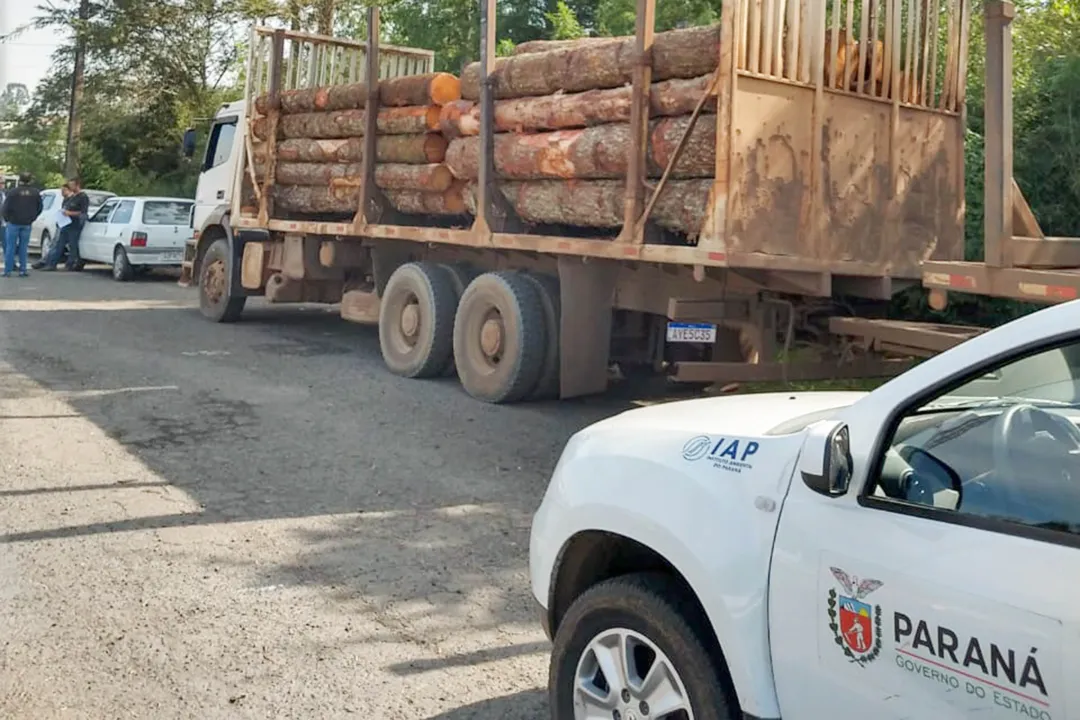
[548,530,739,710]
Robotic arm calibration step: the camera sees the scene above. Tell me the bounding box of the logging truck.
[179,0,1079,405]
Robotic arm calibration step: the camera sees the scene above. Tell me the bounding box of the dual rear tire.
[377,261,561,403]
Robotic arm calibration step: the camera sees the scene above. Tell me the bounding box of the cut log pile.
[249,23,722,238]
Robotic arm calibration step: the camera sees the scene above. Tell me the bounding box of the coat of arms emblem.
[827,566,884,666]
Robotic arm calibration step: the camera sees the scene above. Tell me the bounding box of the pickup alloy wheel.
[550,573,736,720]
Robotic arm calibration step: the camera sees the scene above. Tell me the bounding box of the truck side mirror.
[799,420,853,497]
[182,128,197,159]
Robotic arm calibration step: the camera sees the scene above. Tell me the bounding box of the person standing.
[1,172,42,278]
[35,178,89,271]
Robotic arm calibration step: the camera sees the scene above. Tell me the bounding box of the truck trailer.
[179,0,1072,405]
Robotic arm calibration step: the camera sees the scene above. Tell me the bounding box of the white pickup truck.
[530,299,1080,720]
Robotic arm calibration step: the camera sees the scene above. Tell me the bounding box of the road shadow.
[0,273,697,713]
[424,689,547,719]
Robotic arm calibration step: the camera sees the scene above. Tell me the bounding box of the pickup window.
[869,338,1080,541]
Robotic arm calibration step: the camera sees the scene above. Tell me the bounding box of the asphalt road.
[0,264,663,719]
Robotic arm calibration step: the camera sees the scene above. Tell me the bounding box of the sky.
[1,4,65,95]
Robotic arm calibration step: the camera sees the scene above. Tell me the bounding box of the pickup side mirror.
[182,128,197,159]
[799,420,854,497]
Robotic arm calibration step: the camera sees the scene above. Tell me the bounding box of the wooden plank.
[672,357,914,382]
[1009,237,1080,269]
[923,260,1080,303]
[1011,177,1044,239]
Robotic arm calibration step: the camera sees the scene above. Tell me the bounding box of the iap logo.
[681,435,760,473]
[827,566,884,667]
[681,435,712,461]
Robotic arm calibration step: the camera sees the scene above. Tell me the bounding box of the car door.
[81,199,118,262]
[106,199,137,256]
[768,332,1080,720]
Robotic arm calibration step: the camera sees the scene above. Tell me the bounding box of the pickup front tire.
[550,573,737,720]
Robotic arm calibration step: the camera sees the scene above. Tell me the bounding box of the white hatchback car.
[79,196,194,281]
[30,188,116,256]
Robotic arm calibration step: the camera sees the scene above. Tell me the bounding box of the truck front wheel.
[550,573,737,720]
[199,238,246,323]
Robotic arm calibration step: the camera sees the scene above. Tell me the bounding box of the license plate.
[666,322,717,343]
[162,252,182,262]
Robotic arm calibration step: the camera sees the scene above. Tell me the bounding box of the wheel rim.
[399,297,421,343]
[465,305,505,376]
[574,628,694,720]
[479,314,504,360]
[204,259,226,304]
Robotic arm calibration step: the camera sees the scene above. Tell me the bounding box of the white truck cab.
[181,98,255,321]
[531,299,1080,720]
[192,99,245,241]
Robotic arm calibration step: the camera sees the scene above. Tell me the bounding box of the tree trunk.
[466,179,711,235]
[259,134,447,164]
[253,73,461,115]
[379,73,461,107]
[314,0,335,35]
[272,162,454,192]
[386,182,468,215]
[460,24,721,99]
[439,75,715,138]
[64,0,91,178]
[511,36,621,55]
[252,106,441,140]
[270,183,467,216]
[445,115,715,181]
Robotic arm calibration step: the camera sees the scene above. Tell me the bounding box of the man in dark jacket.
[1,173,42,277]
[36,177,90,272]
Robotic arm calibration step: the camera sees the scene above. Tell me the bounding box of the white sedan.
[30,188,116,256]
[79,196,194,281]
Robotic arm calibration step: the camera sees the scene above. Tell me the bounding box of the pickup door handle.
[216,190,225,199]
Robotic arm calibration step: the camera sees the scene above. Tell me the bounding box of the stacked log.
[448,24,722,237]
[251,72,464,218]
[250,23,721,237]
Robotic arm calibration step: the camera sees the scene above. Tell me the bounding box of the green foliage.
[546,0,584,40]
[5,0,1076,340]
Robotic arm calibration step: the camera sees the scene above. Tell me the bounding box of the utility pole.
[63,0,90,179]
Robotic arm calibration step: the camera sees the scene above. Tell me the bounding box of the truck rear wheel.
[437,263,480,377]
[378,261,457,378]
[550,573,737,720]
[520,272,561,400]
[452,270,546,404]
[199,238,246,323]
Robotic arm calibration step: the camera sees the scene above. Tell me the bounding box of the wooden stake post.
[617,0,656,244]
[983,0,1014,268]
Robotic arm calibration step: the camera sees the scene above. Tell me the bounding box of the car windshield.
[142,201,193,225]
[41,194,57,210]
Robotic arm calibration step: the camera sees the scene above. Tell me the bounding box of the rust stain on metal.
[732,133,803,255]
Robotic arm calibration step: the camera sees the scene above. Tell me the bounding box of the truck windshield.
[143,201,194,225]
